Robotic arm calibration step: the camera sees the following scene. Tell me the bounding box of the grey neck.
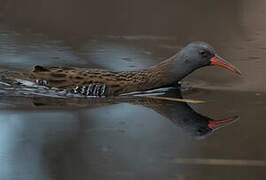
[149,52,198,84]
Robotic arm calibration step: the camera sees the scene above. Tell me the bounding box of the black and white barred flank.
[71,84,106,97]
[35,79,106,97]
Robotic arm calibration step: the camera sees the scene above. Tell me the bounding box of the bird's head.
[176,42,241,76]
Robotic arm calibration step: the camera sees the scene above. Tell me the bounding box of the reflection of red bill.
[208,116,239,130]
[211,55,242,75]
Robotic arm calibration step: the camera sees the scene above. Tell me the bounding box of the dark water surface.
[0,0,266,180]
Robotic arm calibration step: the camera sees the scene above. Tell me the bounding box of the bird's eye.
[199,50,208,57]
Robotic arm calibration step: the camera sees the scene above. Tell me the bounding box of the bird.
[5,41,241,97]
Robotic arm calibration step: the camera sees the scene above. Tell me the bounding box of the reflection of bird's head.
[161,94,239,139]
[192,115,239,139]
[175,112,239,139]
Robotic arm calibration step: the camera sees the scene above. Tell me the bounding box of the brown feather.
[5,59,175,96]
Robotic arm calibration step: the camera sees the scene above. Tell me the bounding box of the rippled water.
[0,0,266,179]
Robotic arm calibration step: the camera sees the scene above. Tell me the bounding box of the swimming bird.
[5,42,241,96]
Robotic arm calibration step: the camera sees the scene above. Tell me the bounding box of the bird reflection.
[0,87,238,139]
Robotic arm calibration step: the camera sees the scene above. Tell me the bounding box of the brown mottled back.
[24,63,174,96]
[3,56,175,97]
